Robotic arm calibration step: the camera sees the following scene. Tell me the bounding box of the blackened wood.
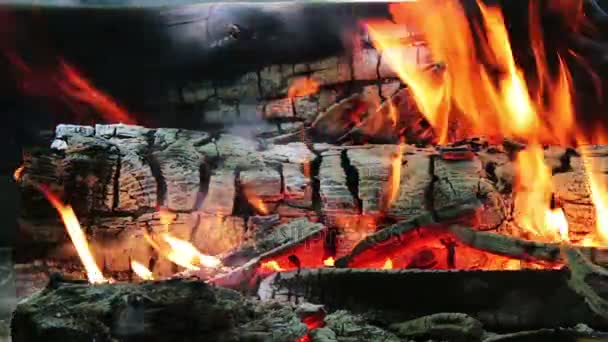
[260,267,605,331]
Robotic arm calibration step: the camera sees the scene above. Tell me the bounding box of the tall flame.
[514,145,569,242]
[365,0,580,145]
[39,187,106,284]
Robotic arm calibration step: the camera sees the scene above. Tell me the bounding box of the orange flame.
[514,145,569,242]
[39,187,106,283]
[131,260,154,281]
[288,77,320,99]
[260,260,284,272]
[13,164,24,182]
[365,1,582,145]
[323,257,335,267]
[244,190,269,215]
[382,258,393,270]
[6,53,136,124]
[58,61,135,124]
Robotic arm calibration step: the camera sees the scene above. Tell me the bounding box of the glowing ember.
[131,260,154,281]
[323,257,335,267]
[13,164,24,182]
[382,258,393,270]
[39,187,106,284]
[260,260,284,272]
[288,77,320,99]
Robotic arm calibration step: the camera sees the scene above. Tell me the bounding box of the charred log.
[259,267,606,331]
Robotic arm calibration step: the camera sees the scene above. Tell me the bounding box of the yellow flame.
[162,234,221,269]
[382,258,393,270]
[260,260,284,272]
[42,188,106,284]
[514,145,569,242]
[384,143,404,212]
[131,260,154,280]
[323,257,335,267]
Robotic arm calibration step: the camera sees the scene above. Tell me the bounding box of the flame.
[366,19,448,143]
[260,260,284,272]
[13,164,24,182]
[383,143,404,212]
[387,99,398,128]
[244,190,269,215]
[5,52,135,124]
[382,258,393,270]
[162,234,221,269]
[514,145,568,242]
[131,260,154,281]
[323,257,335,267]
[364,1,582,145]
[39,186,106,284]
[288,77,320,99]
[144,209,221,271]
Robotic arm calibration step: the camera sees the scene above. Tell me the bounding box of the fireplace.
[3,0,608,341]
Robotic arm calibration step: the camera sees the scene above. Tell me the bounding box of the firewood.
[259,267,606,331]
[10,279,311,342]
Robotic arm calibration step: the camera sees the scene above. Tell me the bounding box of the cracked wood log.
[19,124,608,275]
[258,267,606,331]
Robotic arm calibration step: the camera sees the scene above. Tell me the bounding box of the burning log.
[259,267,606,331]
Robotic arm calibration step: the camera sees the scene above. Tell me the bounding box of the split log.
[259,267,606,331]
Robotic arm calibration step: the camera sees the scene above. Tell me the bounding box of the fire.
[244,190,269,215]
[365,0,581,145]
[13,164,24,182]
[382,258,393,270]
[387,99,398,128]
[131,260,154,281]
[5,52,135,124]
[163,234,221,269]
[39,186,106,284]
[383,143,404,212]
[260,260,284,272]
[514,145,569,242]
[288,77,320,99]
[144,209,221,271]
[323,257,335,267]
